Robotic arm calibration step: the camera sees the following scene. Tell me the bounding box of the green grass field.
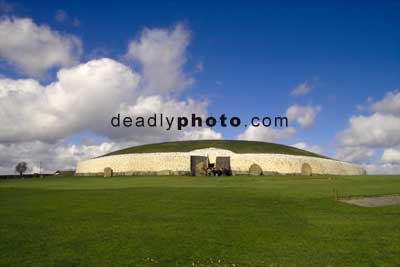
[1,175,399,267]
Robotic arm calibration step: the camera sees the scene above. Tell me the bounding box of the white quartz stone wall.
[230,154,364,175]
[76,153,191,173]
[76,148,365,176]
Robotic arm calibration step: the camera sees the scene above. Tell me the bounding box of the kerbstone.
[104,167,113,177]
[249,164,263,176]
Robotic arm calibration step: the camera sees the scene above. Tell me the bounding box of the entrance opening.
[215,156,232,176]
[216,157,230,170]
[191,156,232,176]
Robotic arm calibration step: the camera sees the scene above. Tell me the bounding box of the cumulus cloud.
[180,128,222,140]
[381,147,400,163]
[286,104,321,128]
[0,58,140,143]
[370,90,400,115]
[0,58,221,144]
[0,23,223,174]
[237,126,296,142]
[335,90,400,173]
[126,24,193,94]
[338,91,400,149]
[0,140,118,174]
[290,81,312,96]
[0,17,82,76]
[114,95,220,143]
[236,104,320,145]
[335,146,375,163]
[337,113,400,148]
[363,162,400,175]
[292,142,323,154]
[0,128,216,175]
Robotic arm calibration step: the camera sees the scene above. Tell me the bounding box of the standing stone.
[301,163,312,176]
[104,167,113,177]
[195,161,207,176]
[249,164,263,176]
[191,156,208,176]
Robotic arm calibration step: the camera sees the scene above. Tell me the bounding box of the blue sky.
[0,0,400,174]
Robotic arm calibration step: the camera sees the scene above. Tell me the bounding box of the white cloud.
[126,23,193,94]
[0,58,140,143]
[236,104,319,145]
[0,140,118,175]
[286,104,321,128]
[0,129,223,175]
[340,90,400,150]
[363,162,400,175]
[337,113,400,147]
[237,126,296,142]
[0,23,223,174]
[0,17,82,76]
[0,78,222,173]
[335,90,400,173]
[0,109,222,175]
[381,147,400,163]
[290,81,312,96]
[292,142,323,154]
[114,95,220,143]
[335,146,375,163]
[370,90,400,115]
[180,128,222,140]
[0,22,222,173]
[0,58,221,144]
[126,95,206,118]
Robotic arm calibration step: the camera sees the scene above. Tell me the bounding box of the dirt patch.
[340,196,400,207]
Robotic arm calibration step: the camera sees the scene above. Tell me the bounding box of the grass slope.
[1,175,400,267]
[103,139,328,158]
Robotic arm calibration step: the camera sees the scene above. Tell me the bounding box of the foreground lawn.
[1,175,400,267]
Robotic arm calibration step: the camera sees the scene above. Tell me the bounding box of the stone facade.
[75,147,365,176]
[229,153,365,175]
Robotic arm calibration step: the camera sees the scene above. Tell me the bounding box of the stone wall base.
[75,170,191,177]
[75,170,364,177]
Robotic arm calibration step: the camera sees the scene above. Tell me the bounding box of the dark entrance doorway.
[216,156,231,175]
[216,157,231,170]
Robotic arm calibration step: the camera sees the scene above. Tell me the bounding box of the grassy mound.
[103,139,328,158]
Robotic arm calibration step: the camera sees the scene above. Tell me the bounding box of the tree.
[15,162,28,177]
